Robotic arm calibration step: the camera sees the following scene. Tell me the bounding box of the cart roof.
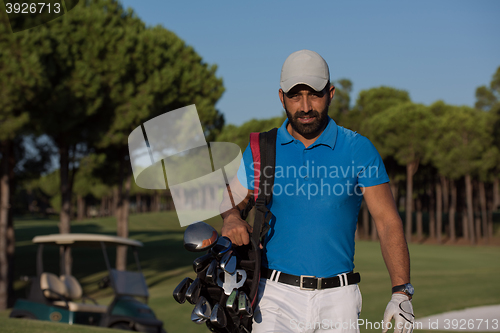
[32,233,143,247]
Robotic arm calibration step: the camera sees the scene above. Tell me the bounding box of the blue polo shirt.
[237,117,389,278]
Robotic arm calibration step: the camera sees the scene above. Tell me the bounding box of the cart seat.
[52,300,108,313]
[40,272,67,300]
[60,275,83,300]
[40,273,108,313]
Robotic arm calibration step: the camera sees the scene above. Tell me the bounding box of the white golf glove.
[382,293,414,333]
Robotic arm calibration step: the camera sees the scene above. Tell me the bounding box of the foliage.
[429,106,491,179]
[216,115,286,151]
[364,102,433,164]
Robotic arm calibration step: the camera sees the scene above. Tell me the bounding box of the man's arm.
[220,176,253,246]
[363,183,414,333]
[362,182,410,287]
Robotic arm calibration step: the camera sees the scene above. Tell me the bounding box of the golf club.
[172,277,193,304]
[193,296,212,320]
[238,291,253,317]
[185,277,202,304]
[225,289,239,316]
[184,221,219,252]
[209,303,228,329]
[191,308,207,324]
[220,251,237,275]
[210,236,232,259]
[205,259,218,285]
[193,252,214,274]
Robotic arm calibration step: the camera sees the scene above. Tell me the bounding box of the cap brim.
[280,76,328,93]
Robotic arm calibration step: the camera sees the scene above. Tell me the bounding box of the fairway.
[1,212,499,333]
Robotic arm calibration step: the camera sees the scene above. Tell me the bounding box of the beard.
[285,106,329,137]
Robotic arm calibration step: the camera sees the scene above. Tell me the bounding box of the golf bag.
[173,128,278,333]
[236,127,278,331]
[207,127,278,332]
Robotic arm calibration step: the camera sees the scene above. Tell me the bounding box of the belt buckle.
[299,275,323,290]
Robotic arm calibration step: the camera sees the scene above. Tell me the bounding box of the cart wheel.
[110,322,134,331]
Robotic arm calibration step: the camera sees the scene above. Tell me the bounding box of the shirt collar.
[277,116,338,150]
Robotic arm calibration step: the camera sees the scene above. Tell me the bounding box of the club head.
[193,252,214,274]
[238,292,253,317]
[225,289,239,315]
[193,296,212,320]
[184,222,219,252]
[185,277,202,304]
[220,252,237,275]
[172,277,193,304]
[210,236,232,259]
[191,308,207,324]
[205,260,218,285]
[209,303,227,328]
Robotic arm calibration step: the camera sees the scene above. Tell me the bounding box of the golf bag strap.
[249,128,277,245]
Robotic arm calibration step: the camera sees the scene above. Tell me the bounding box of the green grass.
[1,212,499,333]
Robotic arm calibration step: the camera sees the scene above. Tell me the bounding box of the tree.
[431,106,491,244]
[475,66,500,210]
[216,115,285,151]
[18,0,150,274]
[365,102,434,242]
[328,78,353,121]
[93,23,225,269]
[0,11,47,310]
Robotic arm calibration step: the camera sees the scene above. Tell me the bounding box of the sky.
[119,1,498,126]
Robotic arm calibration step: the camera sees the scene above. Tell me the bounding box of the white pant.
[252,278,362,333]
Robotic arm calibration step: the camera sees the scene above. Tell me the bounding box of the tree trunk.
[473,181,481,240]
[493,178,499,210]
[416,197,423,241]
[7,204,14,307]
[405,162,418,242]
[464,174,475,245]
[362,200,369,239]
[487,200,494,240]
[0,140,11,310]
[462,213,469,240]
[116,149,132,271]
[58,140,72,275]
[435,180,442,244]
[479,181,488,242]
[449,180,457,242]
[441,176,449,213]
[428,184,436,241]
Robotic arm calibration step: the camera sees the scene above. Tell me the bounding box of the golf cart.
[9,233,166,332]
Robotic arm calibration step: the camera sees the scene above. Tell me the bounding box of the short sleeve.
[353,136,390,187]
[236,143,254,191]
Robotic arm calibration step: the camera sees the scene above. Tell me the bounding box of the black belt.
[261,267,360,290]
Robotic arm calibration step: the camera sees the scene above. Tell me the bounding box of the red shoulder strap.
[249,132,261,202]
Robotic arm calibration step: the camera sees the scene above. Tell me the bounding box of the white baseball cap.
[280,50,330,93]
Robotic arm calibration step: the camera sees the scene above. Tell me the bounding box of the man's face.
[279,84,335,138]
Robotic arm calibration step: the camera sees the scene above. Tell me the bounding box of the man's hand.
[221,210,252,246]
[382,293,414,333]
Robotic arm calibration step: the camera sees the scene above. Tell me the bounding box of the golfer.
[221,50,414,333]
